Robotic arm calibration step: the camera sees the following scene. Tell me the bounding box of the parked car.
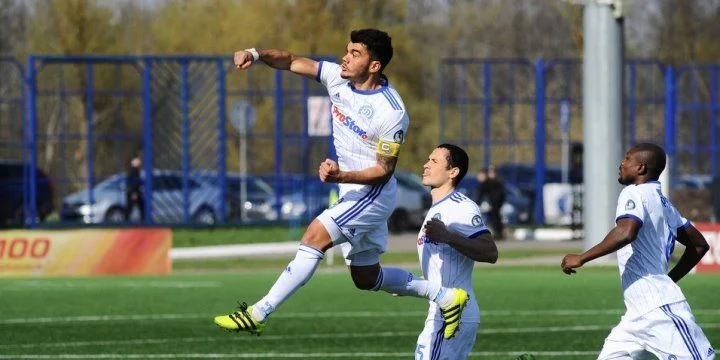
[495,163,565,197]
[273,177,332,221]
[457,177,531,225]
[0,161,54,227]
[253,170,429,231]
[202,174,331,222]
[494,163,570,222]
[60,170,223,225]
[390,170,431,233]
[202,174,277,221]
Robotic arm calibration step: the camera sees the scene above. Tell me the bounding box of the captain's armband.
[376,139,402,157]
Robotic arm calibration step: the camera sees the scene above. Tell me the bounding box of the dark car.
[494,163,572,222]
[0,161,54,227]
[495,163,567,197]
[457,177,531,225]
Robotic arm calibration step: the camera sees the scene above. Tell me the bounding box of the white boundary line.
[2,324,720,350]
[3,309,720,325]
[170,243,300,260]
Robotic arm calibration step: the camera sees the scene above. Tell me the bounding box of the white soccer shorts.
[316,184,395,266]
[415,318,478,360]
[598,301,715,360]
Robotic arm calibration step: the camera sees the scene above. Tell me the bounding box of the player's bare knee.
[300,220,333,252]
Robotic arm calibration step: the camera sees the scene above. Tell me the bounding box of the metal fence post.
[85,64,96,222]
[217,59,228,223]
[274,70,283,221]
[664,65,676,188]
[483,60,491,168]
[534,57,546,225]
[627,62,636,145]
[711,65,719,177]
[180,60,190,223]
[26,55,38,228]
[438,62,444,144]
[142,58,154,225]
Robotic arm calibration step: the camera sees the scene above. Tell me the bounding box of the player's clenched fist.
[560,254,583,275]
[233,50,255,70]
[318,159,341,183]
[424,218,449,243]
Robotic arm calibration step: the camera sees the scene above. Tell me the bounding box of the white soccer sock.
[434,288,456,308]
[252,244,324,322]
[375,267,443,301]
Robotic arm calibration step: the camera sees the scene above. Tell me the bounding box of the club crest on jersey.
[472,215,483,227]
[359,105,374,119]
[393,130,404,143]
[332,106,368,140]
[432,213,442,220]
[625,200,635,210]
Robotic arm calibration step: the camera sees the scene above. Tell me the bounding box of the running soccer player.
[413,144,498,360]
[214,29,469,340]
[562,143,715,360]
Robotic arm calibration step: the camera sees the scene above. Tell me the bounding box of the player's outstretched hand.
[233,50,255,70]
[318,159,341,183]
[561,254,583,275]
[424,218,448,243]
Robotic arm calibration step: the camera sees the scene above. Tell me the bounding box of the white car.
[60,170,223,225]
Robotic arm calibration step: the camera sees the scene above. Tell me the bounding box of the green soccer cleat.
[214,302,266,336]
[439,288,469,339]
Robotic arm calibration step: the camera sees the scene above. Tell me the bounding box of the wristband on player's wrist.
[245,48,260,62]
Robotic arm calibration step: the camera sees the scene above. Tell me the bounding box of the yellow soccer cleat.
[214,302,266,336]
[439,288,469,339]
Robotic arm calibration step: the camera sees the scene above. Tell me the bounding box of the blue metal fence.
[3,56,719,227]
[3,55,336,228]
[440,58,720,224]
[672,64,720,178]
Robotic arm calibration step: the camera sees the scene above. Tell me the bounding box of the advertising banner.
[694,222,720,273]
[0,229,171,276]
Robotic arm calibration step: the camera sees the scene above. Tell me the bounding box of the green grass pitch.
[1,266,718,359]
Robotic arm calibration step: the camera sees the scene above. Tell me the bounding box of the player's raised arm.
[668,224,710,283]
[233,48,319,79]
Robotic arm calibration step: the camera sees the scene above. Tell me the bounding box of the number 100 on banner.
[0,229,171,276]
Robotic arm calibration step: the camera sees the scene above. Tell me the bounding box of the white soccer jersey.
[614,181,691,316]
[416,191,491,324]
[316,61,409,198]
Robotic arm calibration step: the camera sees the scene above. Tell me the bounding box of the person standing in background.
[477,166,506,239]
[125,154,145,222]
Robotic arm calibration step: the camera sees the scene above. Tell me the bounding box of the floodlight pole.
[583,0,624,251]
